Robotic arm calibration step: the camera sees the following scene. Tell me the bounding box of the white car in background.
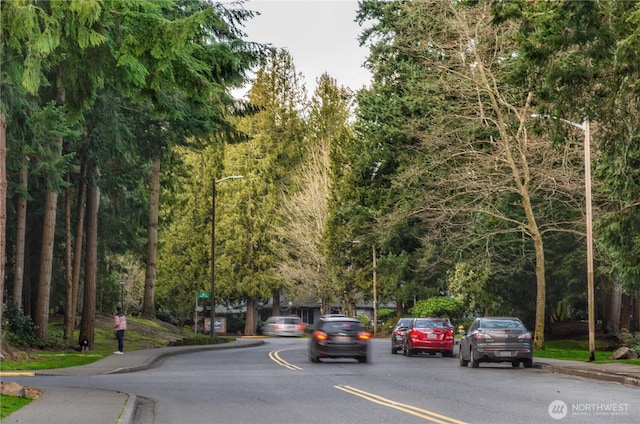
[262,316,306,337]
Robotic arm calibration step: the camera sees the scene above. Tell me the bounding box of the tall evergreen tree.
[219,49,307,335]
[278,73,355,313]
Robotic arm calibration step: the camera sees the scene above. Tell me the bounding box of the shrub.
[226,316,245,334]
[357,313,371,331]
[2,302,39,347]
[410,297,464,319]
[617,330,640,356]
[377,308,396,330]
[156,308,178,326]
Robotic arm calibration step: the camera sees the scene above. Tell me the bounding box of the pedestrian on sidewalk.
[113,306,127,354]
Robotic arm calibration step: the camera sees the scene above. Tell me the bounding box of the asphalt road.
[9,338,640,424]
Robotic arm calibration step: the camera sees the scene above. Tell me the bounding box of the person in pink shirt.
[113,306,127,354]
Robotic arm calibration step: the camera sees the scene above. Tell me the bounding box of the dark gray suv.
[459,317,533,368]
[308,315,371,363]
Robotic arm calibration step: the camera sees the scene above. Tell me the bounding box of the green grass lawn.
[0,394,32,420]
[535,339,640,365]
[0,351,106,371]
[1,315,188,371]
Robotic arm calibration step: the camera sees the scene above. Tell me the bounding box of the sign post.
[196,292,210,333]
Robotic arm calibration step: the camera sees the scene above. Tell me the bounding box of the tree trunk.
[0,113,7,329]
[531,231,546,350]
[244,297,257,336]
[23,240,32,316]
[34,86,65,341]
[142,153,161,318]
[606,280,622,333]
[64,163,87,344]
[11,159,28,308]
[620,293,631,332]
[271,289,281,316]
[34,188,59,340]
[80,179,100,349]
[63,183,73,342]
[633,295,640,332]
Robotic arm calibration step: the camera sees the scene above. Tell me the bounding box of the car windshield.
[483,319,524,329]
[282,318,300,325]
[397,319,411,327]
[324,321,363,332]
[415,320,447,329]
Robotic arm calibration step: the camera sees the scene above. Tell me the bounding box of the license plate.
[335,336,351,343]
[428,333,437,340]
[497,351,512,357]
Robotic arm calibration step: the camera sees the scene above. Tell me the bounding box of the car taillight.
[518,332,532,340]
[314,331,328,341]
[358,332,371,341]
[445,331,453,340]
[474,332,492,341]
[296,324,305,331]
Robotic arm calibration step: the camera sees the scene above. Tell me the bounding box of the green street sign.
[197,292,210,299]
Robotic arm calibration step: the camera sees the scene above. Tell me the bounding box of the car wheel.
[459,348,469,367]
[511,361,520,368]
[403,344,408,356]
[391,344,398,354]
[309,355,318,363]
[523,358,533,368]
[470,349,480,368]
[358,355,368,363]
[406,344,414,357]
[443,349,454,358]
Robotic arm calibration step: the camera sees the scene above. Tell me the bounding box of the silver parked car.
[262,316,306,337]
[459,317,533,368]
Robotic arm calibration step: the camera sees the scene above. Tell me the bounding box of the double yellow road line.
[269,348,303,371]
[335,385,468,424]
[268,349,466,423]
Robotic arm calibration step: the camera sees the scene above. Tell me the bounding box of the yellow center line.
[335,385,468,424]
[268,348,303,371]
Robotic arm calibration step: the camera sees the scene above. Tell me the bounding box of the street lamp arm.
[531,113,585,131]
[215,175,244,184]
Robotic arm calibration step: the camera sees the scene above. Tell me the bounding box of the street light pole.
[372,245,377,335]
[211,175,243,338]
[532,114,595,361]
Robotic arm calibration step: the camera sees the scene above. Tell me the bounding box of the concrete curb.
[536,362,640,388]
[118,393,137,424]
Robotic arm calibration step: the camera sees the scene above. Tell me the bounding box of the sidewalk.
[534,357,640,388]
[1,341,638,424]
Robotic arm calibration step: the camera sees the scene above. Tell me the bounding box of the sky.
[234,0,373,97]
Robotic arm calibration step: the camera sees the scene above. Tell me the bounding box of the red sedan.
[403,318,454,357]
